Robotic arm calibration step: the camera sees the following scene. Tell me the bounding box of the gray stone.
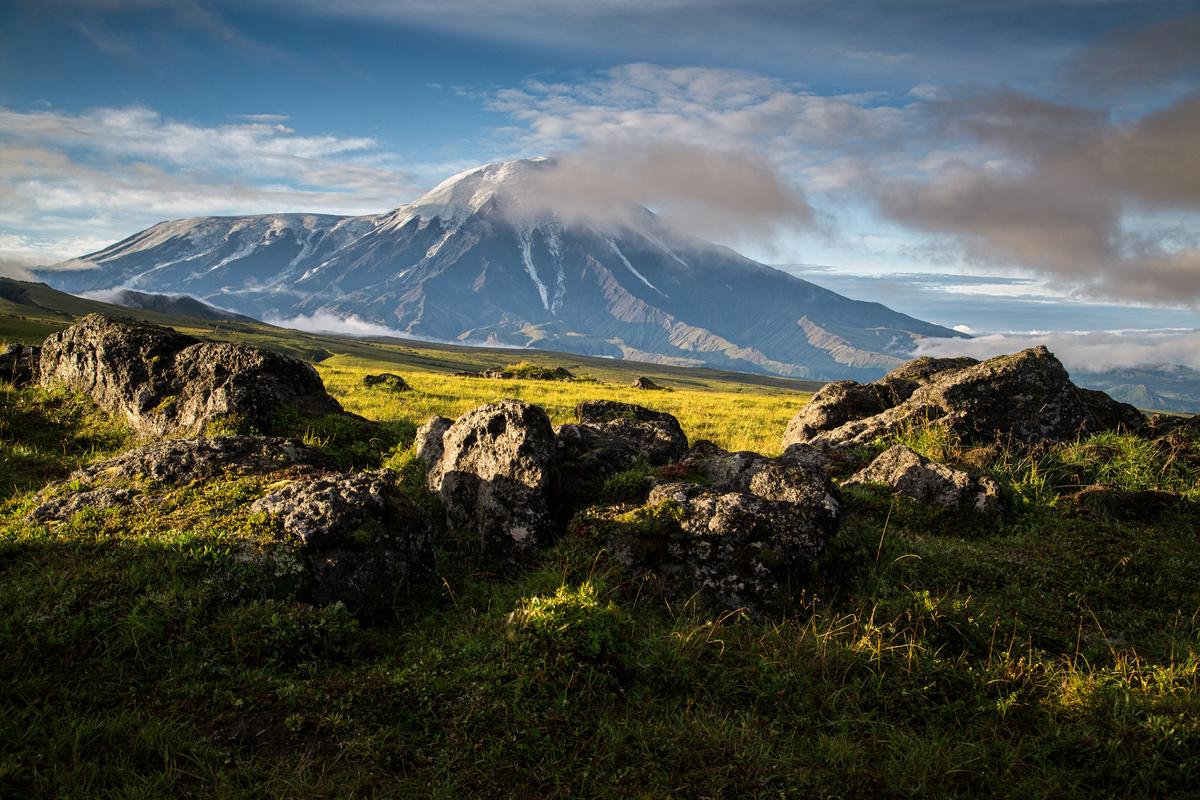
[28,487,141,523]
[430,400,558,564]
[414,416,453,489]
[38,315,342,437]
[610,444,841,613]
[573,400,688,465]
[784,347,1145,450]
[28,435,329,522]
[67,435,328,487]
[252,470,436,615]
[845,444,1002,512]
[1,343,40,386]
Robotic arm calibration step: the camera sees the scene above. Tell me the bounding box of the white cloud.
[262,311,412,338]
[915,329,1200,372]
[0,105,414,264]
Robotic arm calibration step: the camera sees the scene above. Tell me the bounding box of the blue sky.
[1,0,1198,331]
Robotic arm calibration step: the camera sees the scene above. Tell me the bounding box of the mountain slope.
[39,158,963,380]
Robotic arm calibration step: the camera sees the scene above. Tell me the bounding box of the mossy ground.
[2,363,1199,798]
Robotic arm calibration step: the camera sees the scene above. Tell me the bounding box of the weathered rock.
[27,436,330,522]
[362,373,411,392]
[573,400,688,465]
[0,343,40,385]
[608,441,841,613]
[70,435,328,487]
[675,440,828,495]
[784,347,1144,449]
[28,487,141,523]
[430,401,558,563]
[631,376,666,390]
[1141,413,1200,438]
[782,358,979,447]
[252,470,435,615]
[845,445,1002,512]
[414,416,453,489]
[38,315,342,436]
[554,401,689,512]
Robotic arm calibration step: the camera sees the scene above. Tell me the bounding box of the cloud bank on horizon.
[1,0,1198,312]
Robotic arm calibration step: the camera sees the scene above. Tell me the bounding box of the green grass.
[3,291,1200,797]
[1,375,1198,798]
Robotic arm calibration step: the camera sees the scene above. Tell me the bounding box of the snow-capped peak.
[380,157,556,230]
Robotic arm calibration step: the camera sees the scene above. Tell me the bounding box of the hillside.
[2,312,1197,799]
[37,159,964,381]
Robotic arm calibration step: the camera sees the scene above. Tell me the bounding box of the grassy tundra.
[1,294,1198,798]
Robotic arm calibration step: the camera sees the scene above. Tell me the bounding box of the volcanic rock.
[427,400,558,564]
[784,347,1144,449]
[252,470,436,615]
[38,315,342,437]
[845,445,1002,512]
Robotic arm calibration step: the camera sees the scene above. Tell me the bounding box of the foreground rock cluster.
[23,315,1180,617]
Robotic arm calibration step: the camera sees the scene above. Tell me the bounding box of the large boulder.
[608,441,841,613]
[567,400,688,465]
[844,445,1002,513]
[38,315,342,437]
[427,401,558,564]
[784,347,1144,449]
[251,470,436,616]
[1,343,40,386]
[555,401,689,511]
[28,435,329,522]
[782,358,978,446]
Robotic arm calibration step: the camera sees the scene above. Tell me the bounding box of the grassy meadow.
[2,293,1199,798]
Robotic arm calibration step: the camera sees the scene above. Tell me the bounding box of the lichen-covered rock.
[414,416,453,489]
[38,315,342,436]
[28,487,141,523]
[608,444,841,613]
[845,444,1002,512]
[362,373,411,392]
[784,347,1144,449]
[251,470,436,615]
[554,401,689,513]
[676,440,829,495]
[782,358,978,448]
[0,343,40,385]
[572,400,688,465]
[27,436,330,522]
[69,435,328,487]
[430,400,558,564]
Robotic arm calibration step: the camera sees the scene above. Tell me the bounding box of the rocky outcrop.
[28,436,329,522]
[28,487,141,523]
[414,416,453,488]
[69,435,326,487]
[38,315,342,437]
[631,376,666,390]
[362,373,411,392]
[251,470,435,615]
[1,343,40,385]
[845,445,1002,513]
[572,400,688,465]
[784,347,1144,449]
[426,400,558,564]
[608,440,841,612]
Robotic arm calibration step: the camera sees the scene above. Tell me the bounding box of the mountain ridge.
[38,158,963,380]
